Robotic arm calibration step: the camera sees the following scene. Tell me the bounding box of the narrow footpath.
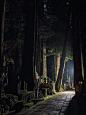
[15,91,85,115]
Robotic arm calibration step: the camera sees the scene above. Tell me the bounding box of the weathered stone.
[66,98,71,101]
[59,101,64,103]
[59,113,65,115]
[41,109,51,114]
[62,103,69,107]
[61,107,67,112]
[54,106,62,111]
[46,107,54,110]
[50,111,60,115]
[34,109,43,112]
[15,91,75,115]
[64,102,70,104]
[51,101,58,105]
[47,105,56,108]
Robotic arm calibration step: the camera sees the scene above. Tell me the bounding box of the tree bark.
[56,53,60,83]
[20,0,35,91]
[72,0,83,94]
[54,54,56,81]
[55,13,71,92]
[33,0,37,76]
[80,0,86,93]
[36,38,42,76]
[54,53,60,83]
[80,45,84,80]
[36,0,44,76]
[0,0,6,77]
[43,42,47,76]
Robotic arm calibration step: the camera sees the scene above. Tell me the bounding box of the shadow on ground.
[65,94,86,115]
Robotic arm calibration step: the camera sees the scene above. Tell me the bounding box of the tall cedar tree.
[20,0,35,91]
[79,0,86,93]
[72,0,83,94]
[0,0,6,77]
[55,4,71,91]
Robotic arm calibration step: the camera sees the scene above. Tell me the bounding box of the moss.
[24,102,34,107]
[19,90,34,95]
[3,110,16,115]
[40,75,48,79]
[60,85,64,92]
[26,91,34,94]
[5,94,18,102]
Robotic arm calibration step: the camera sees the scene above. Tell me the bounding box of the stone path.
[15,91,83,115]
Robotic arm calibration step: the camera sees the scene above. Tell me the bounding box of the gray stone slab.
[60,99,66,101]
[40,112,50,115]
[59,113,65,115]
[47,105,56,108]
[59,101,64,103]
[51,101,58,105]
[67,96,71,98]
[66,99,71,101]
[58,102,61,104]
[61,107,67,112]
[39,114,48,115]
[62,107,68,110]
[41,109,51,114]
[54,106,62,111]
[45,107,54,110]
[61,98,66,100]
[50,111,60,115]
[29,112,41,115]
[46,101,54,104]
[57,105,63,108]
[22,109,35,114]
[62,103,69,107]
[52,100,59,103]
[58,103,63,105]
[64,102,70,104]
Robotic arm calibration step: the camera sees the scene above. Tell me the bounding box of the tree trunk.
[56,53,60,83]
[43,42,47,76]
[33,0,37,76]
[36,39,42,76]
[72,0,83,94]
[36,0,44,76]
[54,54,56,81]
[55,13,71,92]
[0,0,6,77]
[0,0,6,99]
[54,53,60,83]
[81,45,84,80]
[47,55,55,80]
[20,0,35,91]
[80,0,86,93]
